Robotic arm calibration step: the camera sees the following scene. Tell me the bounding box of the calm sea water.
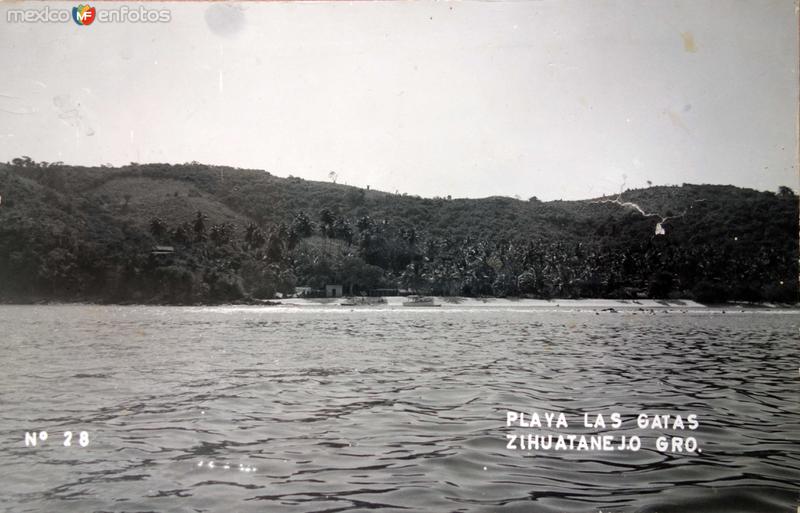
[0,305,798,513]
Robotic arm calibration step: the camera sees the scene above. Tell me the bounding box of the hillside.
[0,159,797,304]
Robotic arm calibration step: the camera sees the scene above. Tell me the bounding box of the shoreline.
[279,297,711,309]
[1,297,798,310]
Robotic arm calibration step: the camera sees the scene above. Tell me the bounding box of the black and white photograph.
[0,1,798,512]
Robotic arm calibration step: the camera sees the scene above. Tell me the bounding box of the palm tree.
[149,217,167,240]
[319,208,335,236]
[244,222,266,249]
[291,211,314,238]
[193,211,207,242]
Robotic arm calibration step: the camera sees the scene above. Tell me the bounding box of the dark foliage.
[0,160,796,304]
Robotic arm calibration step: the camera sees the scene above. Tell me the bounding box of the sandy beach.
[277,297,709,309]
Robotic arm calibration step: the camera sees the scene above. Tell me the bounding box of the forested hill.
[0,159,797,304]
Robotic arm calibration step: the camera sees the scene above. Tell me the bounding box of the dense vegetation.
[0,158,797,304]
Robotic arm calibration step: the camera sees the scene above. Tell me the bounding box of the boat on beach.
[402,296,440,307]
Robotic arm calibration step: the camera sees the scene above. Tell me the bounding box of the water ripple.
[0,305,798,512]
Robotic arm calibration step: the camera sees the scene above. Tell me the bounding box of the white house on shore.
[325,284,343,298]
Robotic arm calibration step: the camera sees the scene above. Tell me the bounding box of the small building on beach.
[151,245,175,256]
[149,245,175,264]
[325,284,343,298]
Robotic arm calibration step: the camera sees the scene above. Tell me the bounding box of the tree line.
[0,161,796,304]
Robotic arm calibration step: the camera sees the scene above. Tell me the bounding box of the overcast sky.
[0,1,797,200]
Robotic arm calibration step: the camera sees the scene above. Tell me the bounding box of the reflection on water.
[0,305,798,512]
